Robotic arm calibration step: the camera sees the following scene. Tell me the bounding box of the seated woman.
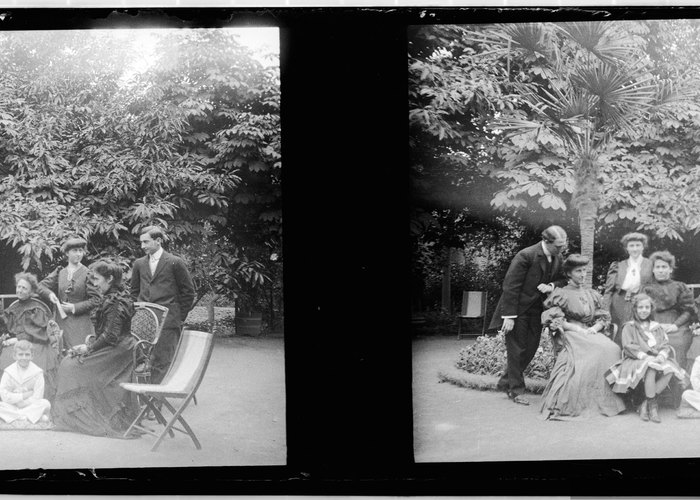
[641,251,695,372]
[540,254,626,420]
[606,294,687,423]
[0,273,61,402]
[51,260,139,438]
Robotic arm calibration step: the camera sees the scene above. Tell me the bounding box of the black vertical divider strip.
[282,12,412,481]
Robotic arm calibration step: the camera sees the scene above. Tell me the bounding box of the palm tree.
[465,21,692,285]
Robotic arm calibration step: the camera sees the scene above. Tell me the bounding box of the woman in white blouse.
[602,232,653,347]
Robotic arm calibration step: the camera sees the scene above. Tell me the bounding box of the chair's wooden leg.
[124,397,150,438]
[152,397,201,451]
[161,397,201,450]
[147,398,175,438]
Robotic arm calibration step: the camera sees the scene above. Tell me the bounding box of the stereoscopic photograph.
[0,24,284,468]
[410,18,700,462]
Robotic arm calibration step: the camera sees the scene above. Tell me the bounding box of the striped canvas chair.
[120,330,215,451]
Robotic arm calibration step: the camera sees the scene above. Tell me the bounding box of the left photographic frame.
[0,20,284,469]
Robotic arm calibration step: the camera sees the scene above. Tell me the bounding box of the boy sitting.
[0,340,50,424]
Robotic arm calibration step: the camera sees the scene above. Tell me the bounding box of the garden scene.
[0,27,285,468]
[410,20,700,462]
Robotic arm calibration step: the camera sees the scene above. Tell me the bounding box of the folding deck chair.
[457,291,488,339]
[120,330,215,451]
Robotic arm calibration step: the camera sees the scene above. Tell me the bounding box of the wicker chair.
[130,302,170,385]
[121,330,215,451]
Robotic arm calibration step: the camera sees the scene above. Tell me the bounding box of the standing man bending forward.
[131,226,195,384]
[489,225,568,405]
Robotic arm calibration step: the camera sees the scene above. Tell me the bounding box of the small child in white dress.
[678,354,700,418]
[0,340,51,424]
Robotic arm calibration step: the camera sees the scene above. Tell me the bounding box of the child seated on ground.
[679,354,700,418]
[0,340,50,424]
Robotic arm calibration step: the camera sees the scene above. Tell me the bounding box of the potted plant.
[234,291,264,337]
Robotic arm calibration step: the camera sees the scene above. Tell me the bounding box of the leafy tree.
[411,22,699,290]
[0,29,281,313]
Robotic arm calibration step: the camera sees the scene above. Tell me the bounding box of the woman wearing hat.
[37,236,100,350]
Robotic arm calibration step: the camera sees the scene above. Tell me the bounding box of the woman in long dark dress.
[37,236,100,350]
[540,254,626,420]
[640,251,695,371]
[602,232,653,346]
[0,273,61,401]
[52,260,139,437]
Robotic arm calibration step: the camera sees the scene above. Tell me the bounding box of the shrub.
[455,330,558,381]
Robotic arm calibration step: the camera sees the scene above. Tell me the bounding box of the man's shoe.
[507,391,530,405]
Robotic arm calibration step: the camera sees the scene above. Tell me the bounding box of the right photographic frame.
[410,17,700,463]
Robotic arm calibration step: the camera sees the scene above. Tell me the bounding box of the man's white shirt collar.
[541,241,552,262]
[150,247,164,262]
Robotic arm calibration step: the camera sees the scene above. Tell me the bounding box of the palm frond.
[652,77,699,107]
[461,23,552,58]
[571,59,657,133]
[555,21,639,66]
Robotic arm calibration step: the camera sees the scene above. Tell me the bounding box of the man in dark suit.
[131,226,196,384]
[489,225,568,405]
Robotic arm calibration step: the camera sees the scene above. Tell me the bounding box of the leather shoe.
[507,391,530,405]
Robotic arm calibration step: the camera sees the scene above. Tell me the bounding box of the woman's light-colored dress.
[682,355,700,410]
[602,257,653,346]
[540,284,626,419]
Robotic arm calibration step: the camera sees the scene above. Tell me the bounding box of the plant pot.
[235,313,263,337]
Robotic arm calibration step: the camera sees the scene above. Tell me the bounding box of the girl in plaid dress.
[606,294,687,422]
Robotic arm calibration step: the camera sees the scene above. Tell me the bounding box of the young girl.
[606,294,687,423]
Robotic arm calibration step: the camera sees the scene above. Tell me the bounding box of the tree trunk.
[578,200,597,288]
[441,247,453,313]
[576,156,600,288]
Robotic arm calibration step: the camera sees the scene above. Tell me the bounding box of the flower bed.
[447,330,558,393]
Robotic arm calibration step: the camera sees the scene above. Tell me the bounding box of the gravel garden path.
[0,334,285,470]
[414,336,700,462]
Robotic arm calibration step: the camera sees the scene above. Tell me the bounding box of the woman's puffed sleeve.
[674,282,695,326]
[72,272,101,317]
[602,261,619,309]
[87,301,127,353]
[541,307,565,333]
[36,267,59,300]
[542,290,567,333]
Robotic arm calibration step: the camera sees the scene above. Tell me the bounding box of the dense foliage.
[0,29,281,318]
[455,331,557,381]
[410,20,700,315]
